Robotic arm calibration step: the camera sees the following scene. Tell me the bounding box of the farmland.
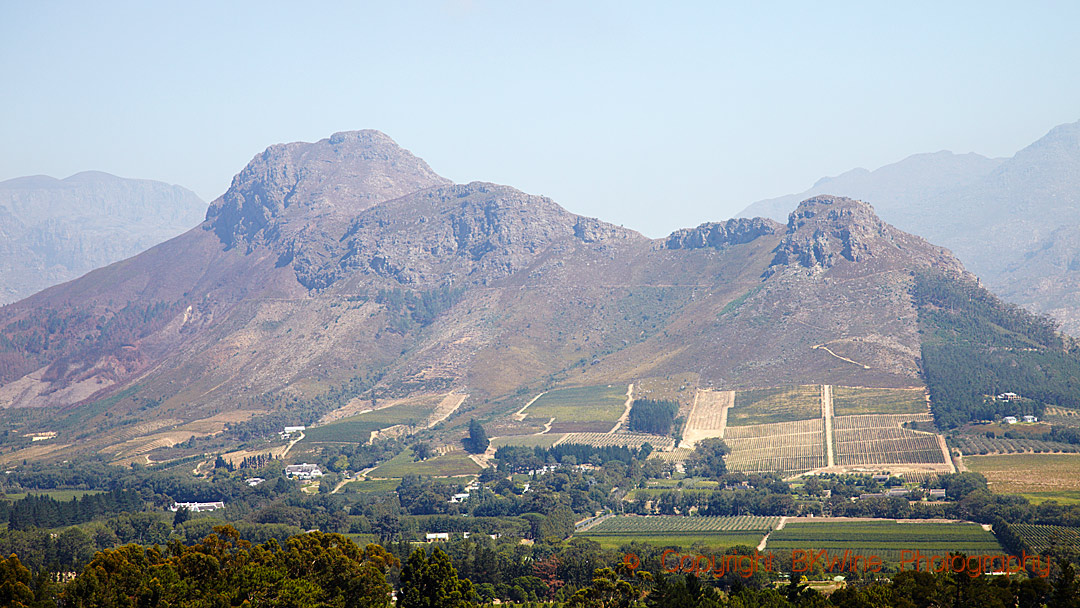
[965,453,1080,494]
[729,385,821,426]
[1008,524,1080,553]
[366,448,481,478]
[341,478,402,493]
[303,400,435,443]
[520,385,628,433]
[680,389,732,448]
[579,515,778,549]
[765,520,1004,563]
[724,419,825,473]
[831,386,928,416]
[491,434,566,449]
[957,434,1080,455]
[561,432,675,450]
[832,414,946,466]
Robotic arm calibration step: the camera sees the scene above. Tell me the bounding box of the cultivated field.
[304,400,435,443]
[520,385,628,433]
[1043,406,1080,427]
[681,389,732,448]
[579,515,778,549]
[965,453,1080,494]
[832,414,946,466]
[1008,524,1080,553]
[765,520,1004,563]
[957,434,1080,455]
[491,434,566,449]
[366,448,481,478]
[831,386,928,416]
[729,386,821,427]
[342,478,402,493]
[724,419,826,474]
[561,432,675,450]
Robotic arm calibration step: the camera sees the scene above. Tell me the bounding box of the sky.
[2,1,1079,238]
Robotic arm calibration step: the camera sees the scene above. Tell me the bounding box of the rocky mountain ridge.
[0,131,968,462]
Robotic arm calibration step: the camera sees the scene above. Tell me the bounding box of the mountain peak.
[770,195,959,274]
[206,131,451,249]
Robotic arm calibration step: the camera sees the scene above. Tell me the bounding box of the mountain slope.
[0,172,207,304]
[739,119,1080,332]
[0,132,969,463]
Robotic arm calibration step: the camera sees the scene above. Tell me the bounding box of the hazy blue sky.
[2,1,1078,237]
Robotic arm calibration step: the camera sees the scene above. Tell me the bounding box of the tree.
[412,443,433,461]
[173,506,191,528]
[399,547,477,608]
[0,554,35,608]
[684,438,728,477]
[464,419,490,454]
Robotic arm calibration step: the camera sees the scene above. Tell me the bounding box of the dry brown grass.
[965,453,1080,494]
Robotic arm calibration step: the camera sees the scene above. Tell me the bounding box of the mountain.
[739,119,1080,332]
[0,171,207,304]
[0,131,967,463]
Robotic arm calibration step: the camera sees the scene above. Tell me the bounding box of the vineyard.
[765,520,1004,563]
[490,434,566,449]
[833,414,946,466]
[957,434,1080,455]
[520,385,628,433]
[724,419,825,473]
[584,515,780,535]
[680,390,731,448]
[729,385,821,426]
[304,400,435,443]
[560,432,675,450]
[1008,523,1080,553]
[831,386,928,416]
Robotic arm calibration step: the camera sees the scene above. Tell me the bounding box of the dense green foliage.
[628,398,680,435]
[464,419,490,454]
[4,489,143,531]
[914,270,1080,428]
[399,547,477,608]
[684,438,728,477]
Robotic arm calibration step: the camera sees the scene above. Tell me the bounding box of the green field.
[831,387,928,416]
[1021,491,1080,505]
[367,449,480,478]
[766,520,1004,564]
[579,515,778,549]
[1008,523,1080,553]
[491,434,566,449]
[729,386,820,426]
[342,478,402,493]
[522,385,628,432]
[1,489,104,501]
[304,401,434,443]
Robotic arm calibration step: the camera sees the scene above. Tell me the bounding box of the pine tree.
[465,419,489,454]
[399,548,476,608]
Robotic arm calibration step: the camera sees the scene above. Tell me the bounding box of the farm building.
[997,392,1020,401]
[170,501,225,513]
[280,426,306,439]
[1023,415,1038,423]
[1003,416,1018,424]
[285,463,324,479]
[929,489,946,499]
[245,477,265,487]
[425,533,449,542]
[449,493,470,503]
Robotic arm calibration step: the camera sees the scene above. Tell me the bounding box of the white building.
[449,492,470,503]
[171,501,225,513]
[285,463,324,479]
[1022,415,1038,423]
[1003,416,1018,424]
[245,478,265,487]
[425,533,449,542]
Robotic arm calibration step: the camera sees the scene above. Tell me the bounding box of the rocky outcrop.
[663,217,782,250]
[205,130,450,249]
